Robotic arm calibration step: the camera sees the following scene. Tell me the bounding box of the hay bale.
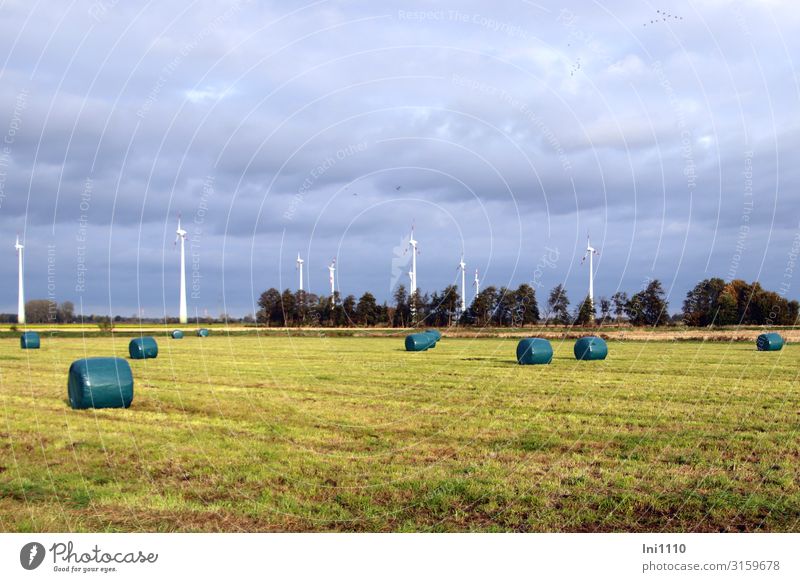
[20,332,40,349]
[574,336,608,361]
[516,338,553,365]
[405,333,436,352]
[425,329,442,341]
[128,337,158,359]
[196,328,210,337]
[757,332,784,351]
[68,357,133,409]
[171,330,184,339]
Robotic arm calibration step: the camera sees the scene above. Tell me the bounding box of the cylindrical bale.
[196,328,210,337]
[405,333,436,352]
[20,332,40,349]
[171,330,184,339]
[516,338,553,365]
[68,357,134,409]
[128,337,158,359]
[756,332,784,351]
[425,329,442,341]
[574,336,608,361]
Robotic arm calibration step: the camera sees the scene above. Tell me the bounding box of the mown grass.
[1,334,799,532]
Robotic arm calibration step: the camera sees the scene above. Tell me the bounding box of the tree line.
[255,279,673,327]
[682,278,799,326]
[7,276,792,328]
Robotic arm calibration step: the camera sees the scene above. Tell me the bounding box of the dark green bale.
[128,337,158,359]
[425,329,442,341]
[171,330,184,339]
[20,332,40,349]
[196,328,210,337]
[756,332,784,351]
[405,333,436,352]
[516,338,553,365]
[68,357,134,409]
[574,336,608,361]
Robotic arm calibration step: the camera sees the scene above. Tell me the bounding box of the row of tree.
[255,279,673,327]
[9,277,793,328]
[0,300,76,324]
[682,278,800,326]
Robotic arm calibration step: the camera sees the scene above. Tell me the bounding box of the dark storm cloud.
[1,0,800,316]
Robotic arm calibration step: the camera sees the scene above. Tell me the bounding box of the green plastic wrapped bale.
[196,328,210,337]
[20,332,40,349]
[171,330,184,339]
[756,332,784,351]
[425,329,442,342]
[129,337,158,359]
[516,338,553,365]
[68,357,134,409]
[405,333,436,352]
[574,336,608,361]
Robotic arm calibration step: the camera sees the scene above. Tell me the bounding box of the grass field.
[1,333,799,532]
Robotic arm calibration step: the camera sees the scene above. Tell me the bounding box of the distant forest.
[4,277,796,328]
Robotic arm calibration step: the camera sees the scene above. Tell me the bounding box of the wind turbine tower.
[296,253,304,291]
[328,259,336,295]
[408,226,418,295]
[473,268,480,301]
[458,255,466,312]
[176,215,188,324]
[582,235,599,303]
[15,235,25,324]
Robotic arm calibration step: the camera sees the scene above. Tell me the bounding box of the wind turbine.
[15,235,25,324]
[328,258,336,296]
[473,268,480,302]
[581,234,599,302]
[175,214,188,324]
[296,253,304,291]
[458,255,466,312]
[407,225,418,295]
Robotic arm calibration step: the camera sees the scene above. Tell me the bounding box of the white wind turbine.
[581,234,599,303]
[407,225,418,295]
[296,253,304,291]
[458,255,466,312]
[15,234,25,325]
[175,214,188,324]
[328,258,336,296]
[473,268,480,302]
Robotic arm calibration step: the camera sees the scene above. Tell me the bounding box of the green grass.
[1,334,799,532]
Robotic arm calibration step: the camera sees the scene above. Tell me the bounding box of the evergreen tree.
[574,295,595,326]
[392,285,410,327]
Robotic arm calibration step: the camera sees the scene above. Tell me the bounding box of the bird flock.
[643,9,683,27]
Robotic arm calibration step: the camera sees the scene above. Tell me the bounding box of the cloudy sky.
[1,0,798,317]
